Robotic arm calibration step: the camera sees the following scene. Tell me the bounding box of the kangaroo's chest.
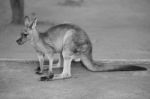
[31,41,54,54]
[34,29,74,54]
[43,33,66,52]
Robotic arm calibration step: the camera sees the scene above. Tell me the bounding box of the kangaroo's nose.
[16,39,19,43]
[16,39,21,45]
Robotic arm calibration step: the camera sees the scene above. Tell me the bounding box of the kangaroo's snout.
[16,38,23,45]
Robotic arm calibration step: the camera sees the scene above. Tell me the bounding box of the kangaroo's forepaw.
[40,73,54,81]
[35,71,44,75]
[35,67,48,75]
[35,67,41,72]
[40,76,50,81]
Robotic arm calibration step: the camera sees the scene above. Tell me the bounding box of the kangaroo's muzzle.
[16,38,23,45]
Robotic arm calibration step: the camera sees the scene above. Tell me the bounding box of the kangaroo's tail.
[81,54,147,72]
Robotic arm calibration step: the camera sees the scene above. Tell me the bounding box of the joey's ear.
[30,17,37,29]
[24,16,30,27]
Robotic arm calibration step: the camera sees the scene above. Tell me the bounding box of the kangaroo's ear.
[30,17,37,29]
[24,16,30,27]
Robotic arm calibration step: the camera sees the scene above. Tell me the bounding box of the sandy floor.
[0,61,150,99]
[0,0,150,60]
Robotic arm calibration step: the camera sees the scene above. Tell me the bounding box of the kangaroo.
[16,16,147,81]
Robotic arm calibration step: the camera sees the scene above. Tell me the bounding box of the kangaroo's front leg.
[40,53,54,81]
[36,53,44,75]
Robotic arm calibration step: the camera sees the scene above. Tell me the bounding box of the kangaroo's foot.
[40,73,71,81]
[54,73,71,80]
[35,67,49,75]
[35,67,43,75]
[40,72,54,81]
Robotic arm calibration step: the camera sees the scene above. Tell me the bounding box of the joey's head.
[16,16,38,45]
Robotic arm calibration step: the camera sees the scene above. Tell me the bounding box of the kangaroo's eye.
[21,33,28,36]
[23,34,28,36]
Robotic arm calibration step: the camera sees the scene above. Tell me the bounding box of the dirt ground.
[0,61,150,99]
[0,0,150,99]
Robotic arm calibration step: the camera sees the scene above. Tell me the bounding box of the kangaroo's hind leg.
[51,50,73,80]
[55,53,63,68]
[59,50,73,78]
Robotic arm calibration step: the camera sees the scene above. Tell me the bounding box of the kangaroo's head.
[16,16,37,45]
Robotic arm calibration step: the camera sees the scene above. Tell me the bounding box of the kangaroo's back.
[41,23,92,53]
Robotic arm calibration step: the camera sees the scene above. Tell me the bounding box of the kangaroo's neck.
[30,29,40,44]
